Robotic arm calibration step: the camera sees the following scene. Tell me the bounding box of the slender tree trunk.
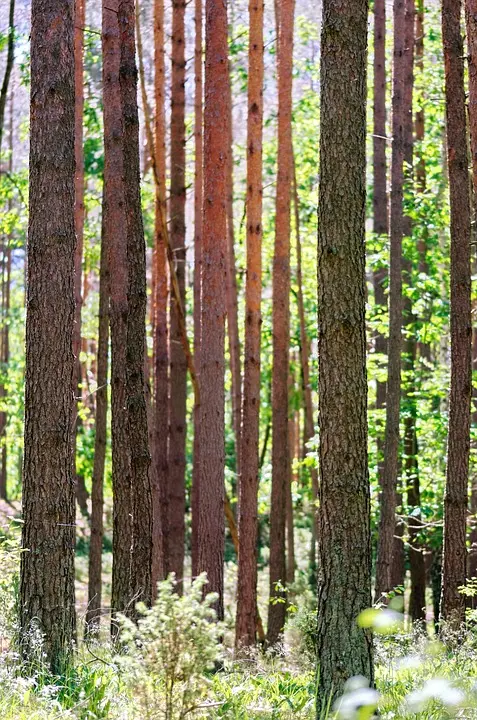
[86,197,109,635]
[191,0,203,580]
[267,0,294,647]
[104,0,132,621]
[74,0,90,520]
[373,0,388,484]
[0,0,15,153]
[316,0,373,709]
[225,63,242,482]
[118,0,153,610]
[197,0,229,620]
[152,0,168,591]
[235,0,263,649]
[20,0,76,671]
[286,392,295,586]
[293,160,318,583]
[465,0,477,581]
[440,0,472,625]
[0,90,13,500]
[375,0,405,600]
[168,0,187,584]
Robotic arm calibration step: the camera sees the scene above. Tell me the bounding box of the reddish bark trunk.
[225,63,242,483]
[267,0,294,646]
[197,0,229,619]
[168,0,187,584]
[440,0,472,625]
[235,0,263,649]
[191,0,203,580]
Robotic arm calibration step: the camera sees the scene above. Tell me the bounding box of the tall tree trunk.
[375,0,405,600]
[267,0,294,647]
[191,0,203,580]
[197,0,228,619]
[0,0,15,153]
[440,0,472,625]
[225,63,242,483]
[20,0,76,671]
[286,387,295,586]
[118,0,153,610]
[74,0,90,520]
[465,0,477,581]
[235,0,263,649]
[373,0,388,484]
[86,197,109,635]
[316,0,373,709]
[0,89,13,500]
[168,0,187,584]
[293,160,318,584]
[152,0,168,591]
[104,0,132,622]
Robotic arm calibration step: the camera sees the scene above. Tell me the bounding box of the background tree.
[440,0,472,625]
[197,0,229,619]
[267,0,295,647]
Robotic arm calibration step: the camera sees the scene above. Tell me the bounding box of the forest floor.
[2,503,477,718]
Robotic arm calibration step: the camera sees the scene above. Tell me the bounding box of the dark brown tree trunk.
[375,0,405,600]
[197,0,228,619]
[235,0,263,650]
[168,0,187,584]
[0,0,15,153]
[20,0,76,671]
[373,0,388,484]
[465,0,477,581]
[316,0,373,708]
[74,0,90,520]
[225,64,242,483]
[152,0,168,591]
[191,0,203,580]
[118,0,153,610]
[104,0,132,622]
[267,0,294,647]
[86,197,109,635]
[440,0,472,625]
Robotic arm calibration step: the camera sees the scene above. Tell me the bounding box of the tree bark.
[375,0,405,600]
[197,0,228,620]
[372,0,388,484]
[316,0,373,709]
[267,0,294,647]
[235,0,263,650]
[191,0,203,580]
[152,0,168,592]
[86,196,109,635]
[118,0,153,610]
[440,0,472,625]
[168,0,187,584]
[73,0,90,521]
[20,0,76,671]
[104,0,132,623]
[0,0,15,153]
[225,62,242,484]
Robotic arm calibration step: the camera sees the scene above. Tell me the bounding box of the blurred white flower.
[406,678,465,713]
[334,676,380,719]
